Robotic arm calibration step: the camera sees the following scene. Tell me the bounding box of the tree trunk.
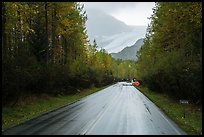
[2,2,7,54]
[62,36,68,65]
[51,6,56,63]
[45,2,49,64]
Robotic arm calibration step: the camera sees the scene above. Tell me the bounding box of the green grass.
[135,86,202,135]
[2,85,111,131]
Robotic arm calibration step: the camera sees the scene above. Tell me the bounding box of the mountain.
[110,38,144,60]
[85,9,147,53]
[86,9,134,40]
[97,31,145,53]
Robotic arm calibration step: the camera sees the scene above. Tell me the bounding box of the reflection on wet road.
[2,82,187,135]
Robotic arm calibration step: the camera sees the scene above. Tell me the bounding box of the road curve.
[2,82,187,135]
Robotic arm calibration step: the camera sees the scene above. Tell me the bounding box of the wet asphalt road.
[2,82,187,135]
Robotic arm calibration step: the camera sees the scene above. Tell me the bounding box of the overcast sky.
[81,2,155,26]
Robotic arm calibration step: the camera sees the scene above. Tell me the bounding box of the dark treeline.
[2,2,137,106]
[136,2,202,104]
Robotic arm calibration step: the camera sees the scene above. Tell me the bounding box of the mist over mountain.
[86,9,133,38]
[110,38,144,60]
[85,9,147,53]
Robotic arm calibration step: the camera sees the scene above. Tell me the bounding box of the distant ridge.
[110,38,144,60]
[85,9,147,53]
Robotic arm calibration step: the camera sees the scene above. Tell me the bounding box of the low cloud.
[81,2,155,26]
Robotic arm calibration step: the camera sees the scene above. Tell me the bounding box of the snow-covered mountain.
[96,30,145,53]
[85,9,147,53]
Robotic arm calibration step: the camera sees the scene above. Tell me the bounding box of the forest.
[135,2,202,104]
[2,2,137,106]
[2,2,202,106]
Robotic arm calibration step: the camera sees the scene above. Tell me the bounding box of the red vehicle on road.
[133,81,140,86]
